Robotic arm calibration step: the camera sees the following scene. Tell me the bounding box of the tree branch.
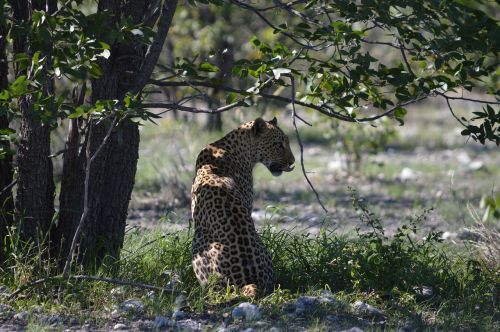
[142,100,246,114]
[436,92,500,104]
[149,79,355,121]
[288,74,328,213]
[130,0,178,96]
[149,79,434,123]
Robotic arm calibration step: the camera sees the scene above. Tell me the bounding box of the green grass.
[1,197,498,331]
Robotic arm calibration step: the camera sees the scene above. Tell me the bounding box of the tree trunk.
[203,7,234,132]
[12,0,56,249]
[0,18,13,262]
[55,0,176,269]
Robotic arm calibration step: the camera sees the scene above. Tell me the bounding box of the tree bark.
[0,17,13,262]
[55,0,177,269]
[11,0,56,248]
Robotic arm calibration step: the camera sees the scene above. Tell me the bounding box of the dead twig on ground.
[8,274,178,300]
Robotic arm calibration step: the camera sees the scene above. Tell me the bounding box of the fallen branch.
[8,274,178,300]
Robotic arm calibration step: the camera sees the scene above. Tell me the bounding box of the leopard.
[191,117,295,297]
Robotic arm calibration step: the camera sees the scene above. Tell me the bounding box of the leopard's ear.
[252,117,267,136]
[269,117,278,126]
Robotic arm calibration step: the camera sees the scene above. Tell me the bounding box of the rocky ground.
[1,289,412,331]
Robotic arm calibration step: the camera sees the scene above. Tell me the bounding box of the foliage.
[152,0,499,144]
[0,1,158,157]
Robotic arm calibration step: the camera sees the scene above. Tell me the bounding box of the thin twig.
[229,0,318,49]
[444,96,467,127]
[0,179,17,198]
[59,113,119,297]
[399,39,415,77]
[9,274,178,300]
[436,92,500,104]
[288,74,328,213]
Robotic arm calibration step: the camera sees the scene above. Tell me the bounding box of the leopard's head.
[252,117,295,176]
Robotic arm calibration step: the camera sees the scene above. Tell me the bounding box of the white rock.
[113,323,128,330]
[468,160,484,171]
[456,151,471,164]
[398,167,420,181]
[232,302,260,321]
[441,231,457,240]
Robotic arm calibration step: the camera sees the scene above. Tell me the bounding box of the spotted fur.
[191,117,295,297]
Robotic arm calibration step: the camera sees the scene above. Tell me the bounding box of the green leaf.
[225,93,236,104]
[394,107,407,126]
[198,62,219,72]
[250,36,261,47]
[9,75,29,96]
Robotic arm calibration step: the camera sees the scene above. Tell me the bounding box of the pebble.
[153,316,170,329]
[175,318,203,331]
[352,301,384,319]
[121,299,145,315]
[172,310,188,320]
[113,323,128,330]
[13,311,29,322]
[231,302,260,321]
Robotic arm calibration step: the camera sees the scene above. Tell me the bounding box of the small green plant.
[328,119,397,173]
